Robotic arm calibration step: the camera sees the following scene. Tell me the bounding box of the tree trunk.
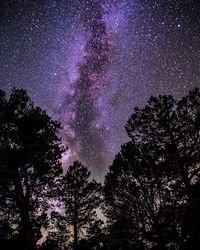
[20,209,37,250]
[74,215,78,250]
[14,171,37,250]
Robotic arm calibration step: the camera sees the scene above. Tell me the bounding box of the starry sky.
[1,0,200,179]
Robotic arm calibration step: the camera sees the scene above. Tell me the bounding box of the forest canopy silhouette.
[1,88,200,250]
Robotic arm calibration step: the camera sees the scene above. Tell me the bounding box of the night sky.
[1,0,200,179]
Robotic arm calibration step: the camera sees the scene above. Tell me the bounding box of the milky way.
[61,0,111,177]
[1,0,200,178]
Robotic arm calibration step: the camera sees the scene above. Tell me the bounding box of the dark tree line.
[1,88,200,250]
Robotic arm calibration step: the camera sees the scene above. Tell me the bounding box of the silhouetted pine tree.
[0,88,63,250]
[104,88,200,249]
[60,161,101,250]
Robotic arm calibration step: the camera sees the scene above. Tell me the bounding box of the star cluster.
[1,0,200,178]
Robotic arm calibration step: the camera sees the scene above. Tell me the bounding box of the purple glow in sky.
[1,0,200,179]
